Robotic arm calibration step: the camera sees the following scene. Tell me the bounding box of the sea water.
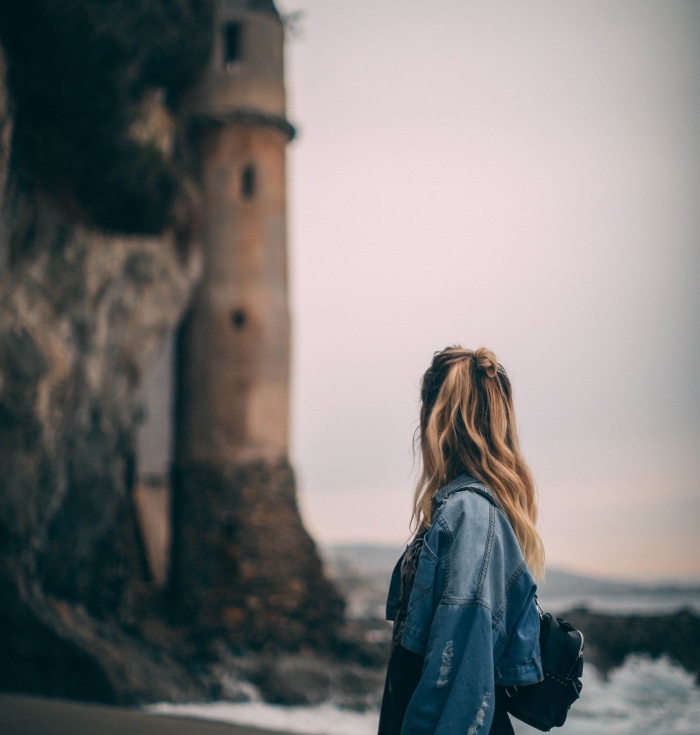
[148,655,700,735]
[539,592,700,616]
[514,656,700,735]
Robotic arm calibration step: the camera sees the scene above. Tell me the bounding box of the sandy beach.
[0,693,282,735]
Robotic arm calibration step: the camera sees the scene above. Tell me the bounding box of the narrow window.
[231,309,247,329]
[223,22,242,66]
[241,165,255,200]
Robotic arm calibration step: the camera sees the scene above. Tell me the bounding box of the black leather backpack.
[455,482,585,731]
[504,605,584,731]
[453,480,583,732]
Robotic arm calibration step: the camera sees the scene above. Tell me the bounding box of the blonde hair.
[413,346,545,579]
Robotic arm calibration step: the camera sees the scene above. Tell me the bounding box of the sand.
[0,693,283,735]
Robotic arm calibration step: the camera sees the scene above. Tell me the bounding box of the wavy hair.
[413,346,545,579]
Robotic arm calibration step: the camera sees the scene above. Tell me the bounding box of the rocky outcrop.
[0,577,207,704]
[0,193,200,605]
[0,23,207,702]
[244,654,384,710]
[0,0,214,235]
[560,608,700,681]
[0,4,355,703]
[0,181,203,700]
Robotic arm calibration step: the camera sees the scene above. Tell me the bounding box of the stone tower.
[172,0,344,649]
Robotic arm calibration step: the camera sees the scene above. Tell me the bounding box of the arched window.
[231,308,247,330]
[241,165,255,200]
[223,22,242,68]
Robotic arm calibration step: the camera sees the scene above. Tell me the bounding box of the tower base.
[171,458,345,650]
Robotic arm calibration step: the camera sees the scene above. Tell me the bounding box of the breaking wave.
[149,655,700,735]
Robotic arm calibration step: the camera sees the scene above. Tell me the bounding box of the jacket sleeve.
[494,570,543,687]
[401,602,496,735]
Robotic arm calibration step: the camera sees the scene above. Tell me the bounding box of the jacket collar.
[434,472,493,505]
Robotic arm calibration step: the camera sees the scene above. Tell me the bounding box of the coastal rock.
[0,22,207,702]
[0,187,202,700]
[0,5,354,702]
[561,608,700,680]
[211,651,385,710]
[251,655,385,710]
[0,578,207,704]
[253,656,333,706]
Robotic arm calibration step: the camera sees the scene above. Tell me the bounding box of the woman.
[378,347,545,735]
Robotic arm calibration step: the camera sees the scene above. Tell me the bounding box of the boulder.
[560,607,700,680]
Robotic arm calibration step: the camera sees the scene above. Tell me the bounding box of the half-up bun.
[414,345,544,579]
[473,347,499,378]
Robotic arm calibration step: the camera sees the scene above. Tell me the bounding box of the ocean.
[149,548,700,735]
[149,654,700,735]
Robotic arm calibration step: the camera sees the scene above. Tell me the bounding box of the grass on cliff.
[0,0,214,236]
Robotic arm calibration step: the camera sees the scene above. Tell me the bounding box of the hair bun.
[473,347,499,378]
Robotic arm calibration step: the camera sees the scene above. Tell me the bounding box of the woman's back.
[378,348,545,735]
[381,475,541,735]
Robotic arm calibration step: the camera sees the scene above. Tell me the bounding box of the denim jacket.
[386,473,543,735]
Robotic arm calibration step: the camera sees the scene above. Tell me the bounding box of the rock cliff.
[0,36,205,699]
[0,1,347,704]
[561,607,700,681]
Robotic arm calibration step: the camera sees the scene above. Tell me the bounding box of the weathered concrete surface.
[176,124,291,467]
[172,0,346,649]
[187,3,285,120]
[133,477,172,588]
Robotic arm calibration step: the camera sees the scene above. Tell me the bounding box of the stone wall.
[171,459,344,649]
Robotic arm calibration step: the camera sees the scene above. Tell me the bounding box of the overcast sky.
[278,0,700,581]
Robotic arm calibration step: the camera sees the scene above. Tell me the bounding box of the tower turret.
[180,0,293,466]
[172,0,343,647]
[189,0,287,121]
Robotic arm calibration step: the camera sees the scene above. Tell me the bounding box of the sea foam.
[148,656,700,735]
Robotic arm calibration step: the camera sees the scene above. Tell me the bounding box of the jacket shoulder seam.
[476,503,496,599]
[437,513,453,603]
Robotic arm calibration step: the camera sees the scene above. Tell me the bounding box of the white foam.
[147,701,380,735]
[148,656,700,735]
[514,655,700,735]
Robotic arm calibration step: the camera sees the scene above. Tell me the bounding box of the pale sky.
[279,0,700,581]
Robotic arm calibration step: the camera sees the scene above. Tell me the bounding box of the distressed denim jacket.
[386,473,543,735]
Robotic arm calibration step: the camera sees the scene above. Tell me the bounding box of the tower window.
[224,22,242,66]
[241,165,255,199]
[231,309,247,329]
